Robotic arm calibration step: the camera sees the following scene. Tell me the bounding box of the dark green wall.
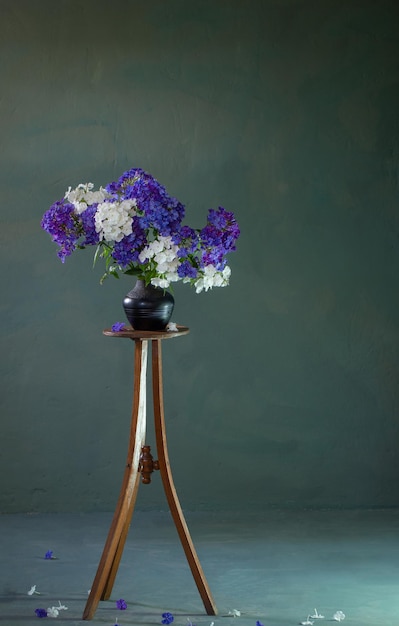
[1,0,399,513]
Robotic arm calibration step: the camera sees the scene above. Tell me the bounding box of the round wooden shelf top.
[103,325,189,341]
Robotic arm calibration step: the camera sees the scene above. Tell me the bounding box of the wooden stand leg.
[82,340,148,620]
[151,339,218,616]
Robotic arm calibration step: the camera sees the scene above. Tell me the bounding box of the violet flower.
[161,612,174,624]
[35,608,48,618]
[111,322,126,332]
[44,550,54,560]
[116,598,127,610]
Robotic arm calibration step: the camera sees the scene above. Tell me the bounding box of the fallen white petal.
[300,620,314,626]
[228,609,241,617]
[47,607,59,617]
[56,601,68,611]
[310,609,325,619]
[332,611,345,622]
[27,585,41,596]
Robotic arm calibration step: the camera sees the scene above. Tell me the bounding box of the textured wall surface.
[1,0,399,513]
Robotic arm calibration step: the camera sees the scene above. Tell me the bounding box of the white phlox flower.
[138,236,180,287]
[47,607,59,617]
[95,199,137,242]
[27,584,41,596]
[166,322,178,332]
[65,183,109,214]
[332,611,345,622]
[194,264,231,293]
[46,601,68,617]
[151,277,170,288]
[310,609,325,619]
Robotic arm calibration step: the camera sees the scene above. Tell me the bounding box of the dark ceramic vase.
[123,279,174,331]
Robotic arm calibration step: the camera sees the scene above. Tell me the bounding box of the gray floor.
[1,509,399,625]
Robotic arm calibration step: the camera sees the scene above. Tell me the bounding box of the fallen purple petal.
[44,550,55,560]
[112,322,126,332]
[35,608,48,618]
[116,598,127,610]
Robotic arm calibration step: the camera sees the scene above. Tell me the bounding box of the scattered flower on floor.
[300,618,314,625]
[28,585,41,595]
[35,608,48,618]
[45,601,68,616]
[111,322,126,332]
[256,621,264,626]
[228,609,241,617]
[161,612,174,624]
[44,550,56,560]
[47,607,59,617]
[310,609,324,619]
[332,611,345,622]
[116,598,127,610]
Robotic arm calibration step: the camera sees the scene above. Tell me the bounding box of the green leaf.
[93,244,102,268]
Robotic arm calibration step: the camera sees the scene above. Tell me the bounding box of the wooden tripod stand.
[82,326,217,620]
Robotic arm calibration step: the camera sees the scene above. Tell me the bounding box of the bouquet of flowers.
[41,167,240,293]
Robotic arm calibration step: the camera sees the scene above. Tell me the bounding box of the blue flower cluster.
[41,167,240,290]
[116,598,127,610]
[35,608,47,618]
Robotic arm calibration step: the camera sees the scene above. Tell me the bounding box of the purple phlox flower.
[111,220,146,268]
[44,550,54,560]
[111,322,126,332]
[41,200,82,262]
[208,206,240,236]
[174,225,200,256]
[256,621,264,626]
[201,207,240,255]
[161,612,174,624]
[177,259,198,279]
[105,167,148,196]
[35,608,48,618]
[107,168,185,236]
[201,248,227,271]
[80,204,100,246]
[41,197,100,262]
[116,598,127,610]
